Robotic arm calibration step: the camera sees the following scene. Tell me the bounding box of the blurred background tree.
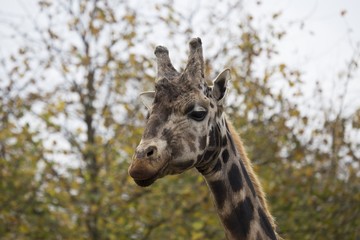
[0,0,359,239]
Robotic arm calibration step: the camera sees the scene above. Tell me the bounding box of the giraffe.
[128,38,280,240]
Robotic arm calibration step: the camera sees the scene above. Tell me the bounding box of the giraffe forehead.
[144,91,211,140]
[154,85,209,112]
[153,94,211,117]
[154,76,208,103]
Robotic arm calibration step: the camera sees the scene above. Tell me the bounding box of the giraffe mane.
[226,118,278,232]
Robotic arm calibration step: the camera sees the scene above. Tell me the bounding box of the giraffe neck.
[200,118,278,240]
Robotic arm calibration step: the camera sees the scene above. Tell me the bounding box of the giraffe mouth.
[132,161,169,187]
[134,174,158,187]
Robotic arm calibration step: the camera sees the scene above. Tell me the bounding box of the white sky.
[1,0,359,114]
[247,0,360,114]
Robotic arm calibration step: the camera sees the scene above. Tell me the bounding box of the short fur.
[226,119,278,232]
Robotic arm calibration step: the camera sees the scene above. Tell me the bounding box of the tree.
[0,52,60,239]
[0,0,359,239]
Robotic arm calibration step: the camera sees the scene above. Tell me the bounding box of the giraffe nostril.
[145,146,157,159]
[147,149,154,157]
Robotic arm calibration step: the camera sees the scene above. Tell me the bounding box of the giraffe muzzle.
[128,140,168,187]
[128,157,160,187]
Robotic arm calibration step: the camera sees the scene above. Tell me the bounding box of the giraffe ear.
[212,69,231,102]
[139,91,155,110]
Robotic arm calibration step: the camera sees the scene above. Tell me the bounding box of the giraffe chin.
[134,176,158,187]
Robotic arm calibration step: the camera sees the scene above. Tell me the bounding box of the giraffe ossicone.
[128,38,280,240]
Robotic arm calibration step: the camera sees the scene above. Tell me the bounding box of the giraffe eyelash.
[188,109,207,121]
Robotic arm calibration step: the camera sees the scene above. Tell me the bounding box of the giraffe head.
[128,38,231,187]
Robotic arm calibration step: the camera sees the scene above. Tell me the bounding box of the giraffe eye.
[188,110,207,121]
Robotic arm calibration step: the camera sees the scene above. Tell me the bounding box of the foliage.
[0,0,359,239]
